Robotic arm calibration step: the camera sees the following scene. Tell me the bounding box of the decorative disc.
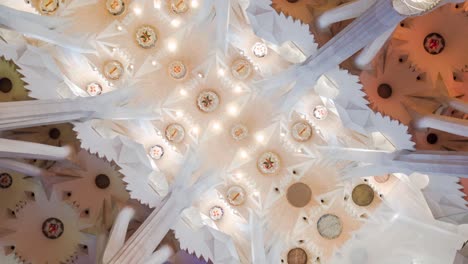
[0,173,12,189]
[136,26,158,49]
[86,82,102,96]
[42,218,64,239]
[226,186,246,206]
[230,124,248,141]
[106,0,126,16]
[149,145,165,160]
[170,0,189,14]
[287,248,308,264]
[39,0,59,15]
[291,121,313,142]
[423,33,445,55]
[286,182,312,208]
[317,214,342,240]
[374,175,390,183]
[312,105,328,120]
[257,152,281,174]
[168,61,187,80]
[103,60,124,80]
[95,174,111,189]
[197,91,220,113]
[351,184,374,206]
[392,0,441,16]
[209,206,224,221]
[165,123,185,143]
[231,59,252,80]
[251,42,268,58]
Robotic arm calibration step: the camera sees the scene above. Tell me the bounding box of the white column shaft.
[317,0,376,29]
[0,138,73,160]
[103,206,136,263]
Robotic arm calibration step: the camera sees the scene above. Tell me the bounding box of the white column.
[0,5,94,53]
[413,113,468,138]
[142,245,174,264]
[249,211,267,264]
[0,88,145,130]
[355,26,395,69]
[317,0,376,30]
[0,138,73,161]
[318,147,468,178]
[103,206,136,263]
[109,172,219,264]
[0,158,47,177]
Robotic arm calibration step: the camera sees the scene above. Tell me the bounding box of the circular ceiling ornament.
[103,60,124,80]
[165,123,185,143]
[426,133,438,144]
[197,91,220,113]
[291,121,313,142]
[230,124,248,141]
[423,33,445,55]
[377,83,392,99]
[251,42,268,58]
[42,217,64,239]
[209,206,224,221]
[317,214,343,240]
[312,105,328,120]
[106,0,126,16]
[168,61,187,80]
[170,0,190,14]
[392,0,441,16]
[39,0,59,15]
[0,173,13,189]
[226,185,246,206]
[351,184,375,207]
[286,182,312,208]
[230,59,252,80]
[287,248,308,264]
[257,152,281,174]
[48,127,61,140]
[0,78,12,93]
[0,57,28,102]
[95,174,111,189]
[136,26,158,49]
[86,82,103,96]
[149,145,165,160]
[374,175,390,183]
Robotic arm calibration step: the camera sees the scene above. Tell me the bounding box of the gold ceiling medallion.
[351,184,375,207]
[135,25,158,49]
[39,0,59,15]
[392,0,441,16]
[170,0,190,14]
[317,214,343,239]
[165,123,185,143]
[149,145,165,160]
[197,90,220,112]
[103,60,124,80]
[106,0,126,16]
[291,121,313,142]
[226,185,246,206]
[287,248,308,264]
[286,182,312,208]
[168,61,187,80]
[209,206,224,221]
[257,151,281,174]
[86,82,103,96]
[230,123,248,141]
[230,59,252,80]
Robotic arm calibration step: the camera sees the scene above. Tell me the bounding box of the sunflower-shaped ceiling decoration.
[0,57,29,102]
[0,0,467,263]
